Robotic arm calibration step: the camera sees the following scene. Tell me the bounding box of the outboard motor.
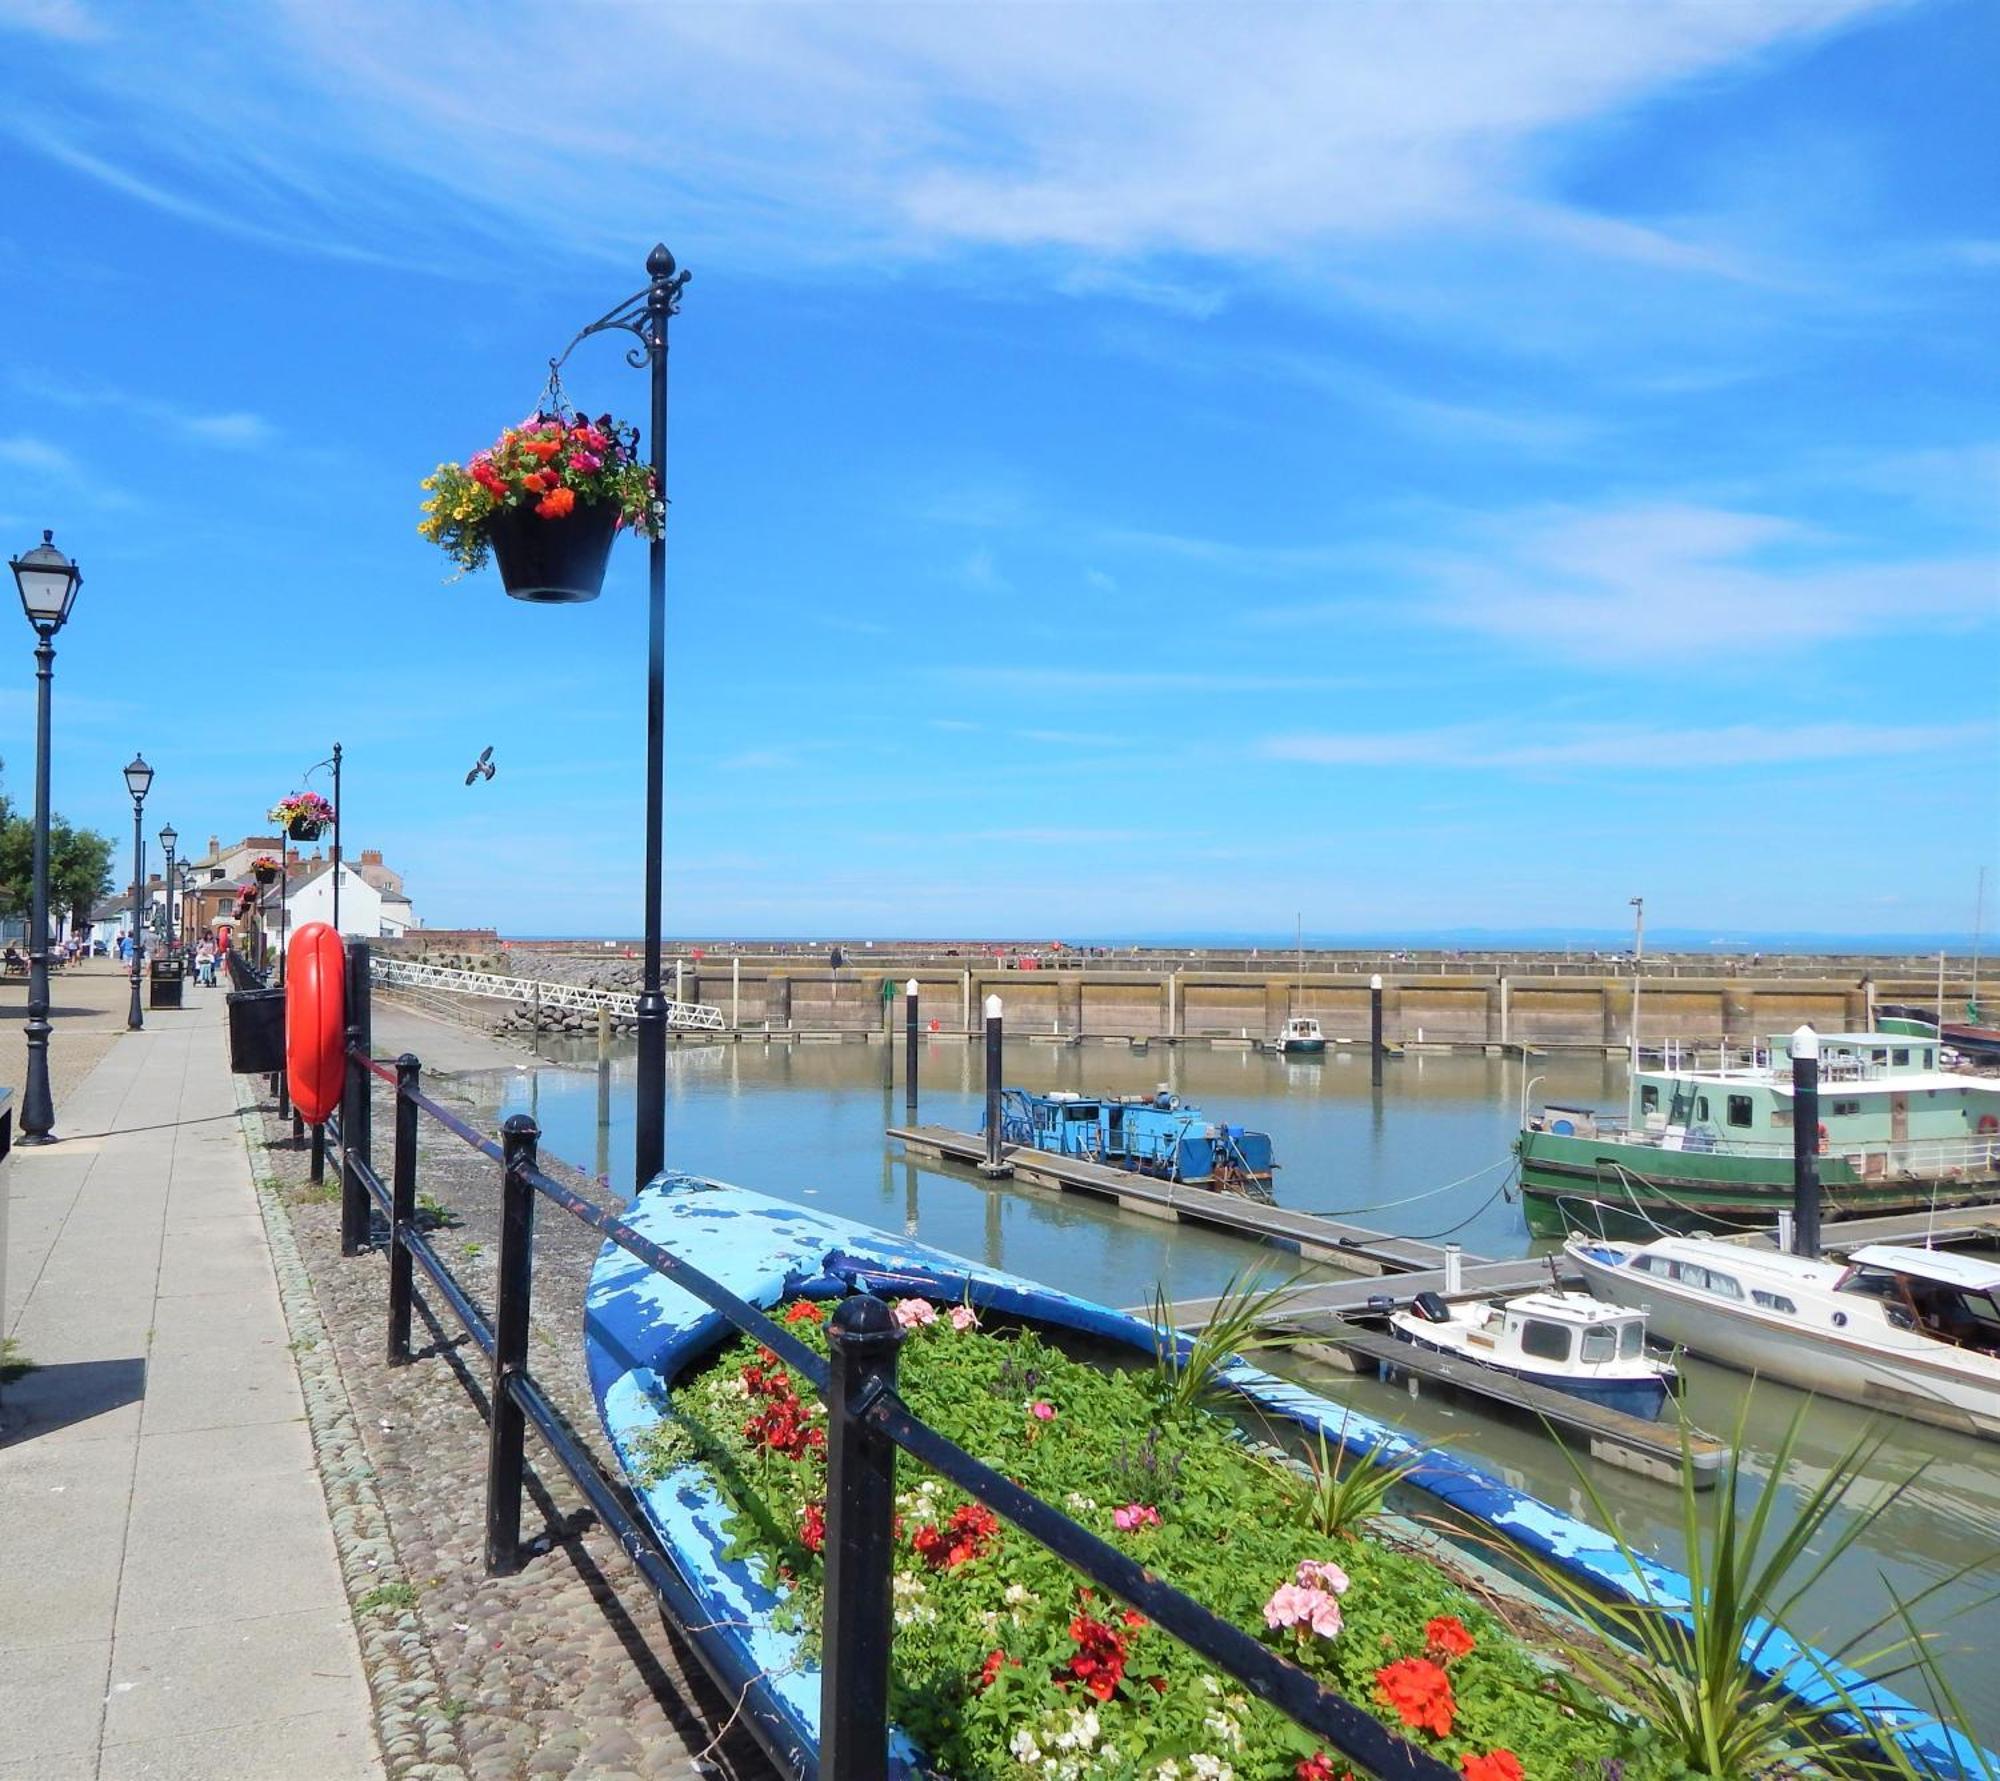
[1408,1290,1452,1324]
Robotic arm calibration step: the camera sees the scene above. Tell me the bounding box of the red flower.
[975,1648,1017,1692]
[784,1300,825,1325]
[910,1503,998,1571]
[1461,1754,1523,1781]
[799,1501,826,1554]
[1425,1615,1476,1661]
[1296,1757,1354,1781]
[1058,1613,1130,1702]
[1375,1658,1456,1739]
[536,486,576,519]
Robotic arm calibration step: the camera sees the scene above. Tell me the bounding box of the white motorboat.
[1566,1233,2000,1440]
[1390,1288,1678,1420]
[1276,1015,1326,1055]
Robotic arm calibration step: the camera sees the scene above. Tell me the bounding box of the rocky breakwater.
[480,947,646,1041]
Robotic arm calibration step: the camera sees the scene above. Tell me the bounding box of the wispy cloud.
[953,666,1367,696]
[0,435,83,477]
[1263,719,1995,772]
[15,375,275,450]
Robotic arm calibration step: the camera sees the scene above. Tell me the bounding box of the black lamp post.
[158,823,177,957]
[551,243,690,1188]
[9,529,82,1145]
[124,753,152,1030]
[305,743,342,931]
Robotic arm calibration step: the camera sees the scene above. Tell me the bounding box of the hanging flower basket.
[419,411,658,604]
[270,792,334,841]
[250,856,281,886]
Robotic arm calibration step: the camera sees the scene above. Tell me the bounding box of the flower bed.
[650,1296,1669,1781]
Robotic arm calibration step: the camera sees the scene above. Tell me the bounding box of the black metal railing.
[326,942,1454,1781]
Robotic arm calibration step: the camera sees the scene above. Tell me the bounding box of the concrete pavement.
[1,984,381,1778]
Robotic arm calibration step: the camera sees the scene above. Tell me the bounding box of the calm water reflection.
[483,1036,1997,1746]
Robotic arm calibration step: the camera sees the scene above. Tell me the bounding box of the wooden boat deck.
[889,1123,1480,1275]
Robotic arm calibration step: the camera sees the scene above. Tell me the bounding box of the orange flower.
[525,436,562,461]
[783,1300,825,1325]
[1425,1615,1476,1661]
[1374,1657,1455,1739]
[536,486,576,519]
[1461,1753,1522,1781]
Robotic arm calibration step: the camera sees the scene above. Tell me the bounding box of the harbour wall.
[384,941,1971,1053]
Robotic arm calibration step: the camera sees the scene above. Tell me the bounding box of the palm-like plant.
[1145,1267,1303,1418]
[1264,1419,1416,1541]
[1513,1391,1992,1778]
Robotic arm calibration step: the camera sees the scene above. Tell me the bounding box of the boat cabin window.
[1620,1322,1643,1359]
[1578,1326,1617,1363]
[1726,1095,1754,1128]
[1518,1319,1571,1363]
[1694,1095,1711,1121]
[1922,1049,1935,1068]
[1871,1049,1889,1065]
[1892,1048,1910,1066]
[1832,1099,1860,1117]
[1640,1085,1660,1114]
[1752,1291,1798,1314]
[1063,1105,1098,1123]
[1899,1284,2000,1352]
[1665,1261,1742,1299]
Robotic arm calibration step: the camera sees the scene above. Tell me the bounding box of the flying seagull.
[465,745,496,786]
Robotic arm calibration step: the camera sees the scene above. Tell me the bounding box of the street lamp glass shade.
[10,529,81,630]
[158,823,177,852]
[124,754,153,802]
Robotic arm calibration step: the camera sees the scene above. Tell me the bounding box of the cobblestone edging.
[238,1075,471,1780]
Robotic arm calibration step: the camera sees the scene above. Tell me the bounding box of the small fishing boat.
[1389,1288,1677,1420]
[991,1085,1276,1194]
[1518,1026,2000,1238]
[582,1174,1990,1781]
[1566,1232,2000,1440]
[1275,1015,1326,1055]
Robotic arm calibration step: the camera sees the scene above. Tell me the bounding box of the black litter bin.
[226,987,286,1074]
[149,958,185,1010]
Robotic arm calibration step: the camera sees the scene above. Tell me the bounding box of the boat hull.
[584,1174,1993,1781]
[1388,1322,1671,1421]
[1278,1037,1326,1055]
[1568,1244,2000,1441]
[1518,1129,2000,1238]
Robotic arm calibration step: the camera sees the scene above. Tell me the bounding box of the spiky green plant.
[1145,1267,1302,1418]
[1263,1418,1416,1541]
[1506,1391,1993,1779]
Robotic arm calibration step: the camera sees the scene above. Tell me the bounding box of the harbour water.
[485,1035,1999,1745]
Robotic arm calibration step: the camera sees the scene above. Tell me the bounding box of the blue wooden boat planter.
[584,1174,1993,1781]
[990,1086,1276,1194]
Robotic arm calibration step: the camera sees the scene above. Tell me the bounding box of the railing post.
[820,1295,903,1781]
[340,940,374,1257]
[388,1053,420,1365]
[485,1113,540,1576]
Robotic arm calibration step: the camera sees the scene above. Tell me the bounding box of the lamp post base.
[634,989,666,1188]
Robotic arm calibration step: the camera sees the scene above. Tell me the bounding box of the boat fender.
[285,921,347,1126]
[1408,1290,1452,1323]
[1979,1114,1998,1135]
[1817,1123,1829,1154]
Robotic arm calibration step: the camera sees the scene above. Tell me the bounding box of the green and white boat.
[1519,1027,2000,1239]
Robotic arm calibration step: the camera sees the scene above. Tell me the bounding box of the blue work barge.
[987,1086,1276,1196]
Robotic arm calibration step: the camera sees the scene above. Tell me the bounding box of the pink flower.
[1029,1400,1057,1422]
[1112,1504,1161,1532]
[949,1305,979,1332]
[1264,1582,1345,1640]
[1295,1560,1351,1596]
[567,450,603,473]
[892,1298,937,1329]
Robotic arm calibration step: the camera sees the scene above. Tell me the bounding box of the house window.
[1518,1320,1572,1363]
[1726,1095,1754,1128]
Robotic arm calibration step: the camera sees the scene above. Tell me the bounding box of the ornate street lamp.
[158,823,177,956]
[124,753,153,1030]
[550,244,690,1187]
[304,743,342,930]
[8,529,82,1144]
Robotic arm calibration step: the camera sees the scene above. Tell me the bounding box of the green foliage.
[1,1337,36,1383]
[1146,1268,1304,1418]
[649,1298,1665,1781]
[0,797,117,930]
[1508,1392,1993,1779]
[1265,1421,1416,1543]
[355,1581,418,1613]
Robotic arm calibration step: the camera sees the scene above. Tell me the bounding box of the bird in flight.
[465,746,496,786]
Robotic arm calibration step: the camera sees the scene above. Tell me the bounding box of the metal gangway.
[370,956,725,1030]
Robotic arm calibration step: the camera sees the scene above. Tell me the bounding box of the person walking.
[195,938,216,988]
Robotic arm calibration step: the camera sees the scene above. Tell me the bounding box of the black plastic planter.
[488,498,620,604]
[286,818,323,842]
[226,987,286,1074]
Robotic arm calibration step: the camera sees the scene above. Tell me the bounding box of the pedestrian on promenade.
[196,938,216,988]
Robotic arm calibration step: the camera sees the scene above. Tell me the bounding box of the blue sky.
[1,0,1994,940]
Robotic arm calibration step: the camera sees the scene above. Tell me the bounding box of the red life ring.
[1979,1115,1999,1136]
[1817,1123,1830,1154]
[285,922,348,1125]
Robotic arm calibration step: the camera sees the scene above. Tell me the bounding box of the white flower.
[1199,1675,1223,1697]
[1004,1583,1034,1606]
[1203,1713,1243,1750]
[1075,1708,1099,1748]
[1011,1730,1043,1766]
[1154,1763,1182,1781]
[1099,1747,1119,1767]
[1063,1492,1099,1513]
[1189,1758,1232,1781]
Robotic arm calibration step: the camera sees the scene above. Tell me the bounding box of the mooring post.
[1369,973,1384,1087]
[1443,1243,1463,1295]
[982,994,1005,1173]
[1790,1025,1821,1259]
[339,940,373,1257]
[388,1053,420,1365]
[486,1113,540,1576]
[820,1294,903,1781]
[904,978,920,1123]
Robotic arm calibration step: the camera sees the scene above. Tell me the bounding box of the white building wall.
[261,865,386,952]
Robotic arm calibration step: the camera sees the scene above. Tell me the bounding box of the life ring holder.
[1979,1114,1999,1136]
[285,922,347,1126]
